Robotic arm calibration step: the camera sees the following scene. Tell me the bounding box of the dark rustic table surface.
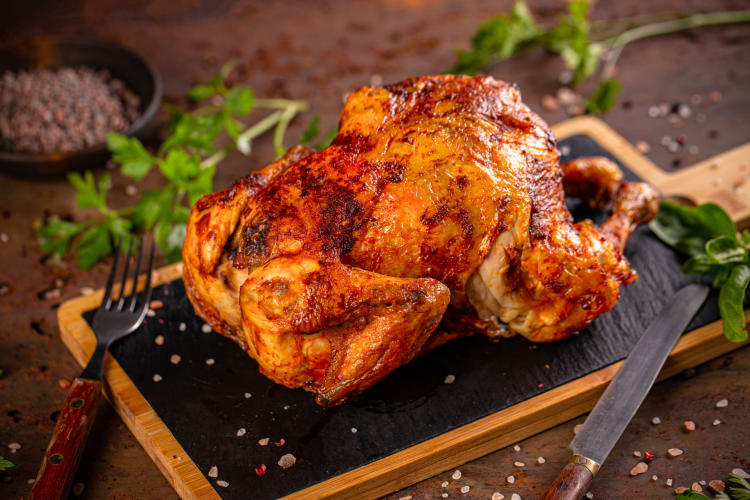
[1,1,749,499]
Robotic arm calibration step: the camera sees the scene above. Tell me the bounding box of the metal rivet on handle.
[49,453,64,465]
[70,398,84,409]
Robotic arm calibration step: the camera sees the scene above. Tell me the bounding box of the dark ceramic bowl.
[0,40,162,177]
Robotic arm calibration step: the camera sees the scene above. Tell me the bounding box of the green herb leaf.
[546,0,600,85]
[185,165,216,206]
[224,86,254,117]
[719,264,750,342]
[188,83,219,102]
[0,455,16,471]
[300,116,320,146]
[675,491,711,500]
[706,235,748,264]
[107,133,157,181]
[154,219,186,263]
[159,149,201,186]
[650,201,738,256]
[133,189,173,230]
[37,219,86,258]
[74,225,112,270]
[448,0,542,75]
[160,113,223,155]
[315,128,338,151]
[681,254,725,275]
[67,171,109,211]
[585,78,622,114]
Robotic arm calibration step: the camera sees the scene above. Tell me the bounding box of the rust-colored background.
[1,1,749,499]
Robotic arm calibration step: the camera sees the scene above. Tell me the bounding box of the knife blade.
[542,282,710,500]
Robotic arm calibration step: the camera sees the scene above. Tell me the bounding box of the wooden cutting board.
[58,117,750,500]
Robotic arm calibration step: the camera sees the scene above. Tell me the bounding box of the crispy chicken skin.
[183,75,659,405]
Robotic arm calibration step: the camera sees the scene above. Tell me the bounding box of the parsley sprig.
[650,201,750,342]
[448,1,750,113]
[37,63,318,269]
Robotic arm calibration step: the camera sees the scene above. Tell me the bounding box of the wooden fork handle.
[30,377,102,500]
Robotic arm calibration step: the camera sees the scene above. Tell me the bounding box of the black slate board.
[85,134,723,499]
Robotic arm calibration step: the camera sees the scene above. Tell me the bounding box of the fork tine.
[115,237,134,311]
[100,239,122,309]
[127,237,145,312]
[139,236,156,311]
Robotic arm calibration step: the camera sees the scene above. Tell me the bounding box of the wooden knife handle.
[541,461,594,500]
[30,377,102,500]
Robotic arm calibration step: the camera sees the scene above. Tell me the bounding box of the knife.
[541,282,710,500]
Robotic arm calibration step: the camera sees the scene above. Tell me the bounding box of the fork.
[30,236,155,500]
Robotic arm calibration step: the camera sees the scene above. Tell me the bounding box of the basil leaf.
[706,235,747,264]
[74,225,112,270]
[37,219,85,258]
[675,491,711,500]
[650,201,738,256]
[224,86,254,117]
[107,133,156,181]
[718,264,750,342]
[681,254,725,275]
[300,116,320,146]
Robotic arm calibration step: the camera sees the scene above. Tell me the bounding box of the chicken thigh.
[183,75,658,405]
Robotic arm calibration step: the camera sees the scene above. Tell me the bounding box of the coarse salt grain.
[586,493,593,499]
[651,475,658,481]
[244,392,252,399]
[27,479,35,485]
[278,453,296,469]
[667,448,683,457]
[442,494,448,498]
[208,466,218,478]
[153,374,162,382]
[675,487,688,494]
[633,451,642,457]
[283,405,290,410]
[461,485,470,493]
[205,358,215,365]
[692,482,703,492]
[513,444,521,451]
[80,287,94,296]
[492,493,504,500]
[452,470,462,480]
[511,494,521,500]
[154,335,164,345]
[537,456,546,464]
[125,185,138,196]
[688,145,699,155]
[441,481,449,488]
[351,427,357,434]
[713,419,721,426]
[648,106,660,118]
[507,475,515,484]
[398,497,412,500]
[651,417,661,425]
[514,461,525,467]
[661,136,671,146]
[237,428,246,437]
[573,424,583,435]
[8,442,21,453]
[630,462,648,476]
[170,354,181,364]
[559,145,571,156]
[683,420,695,431]
[201,323,212,333]
[258,438,269,446]
[699,480,707,486]
[716,399,728,408]
[444,374,456,384]
[217,480,229,488]
[178,322,186,332]
[146,309,156,317]
[666,478,673,486]
[635,140,650,153]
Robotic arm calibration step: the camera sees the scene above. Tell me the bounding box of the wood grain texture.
[541,463,593,500]
[56,118,750,499]
[30,377,102,500]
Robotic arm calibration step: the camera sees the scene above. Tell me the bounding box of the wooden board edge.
[58,262,220,500]
[286,315,750,500]
[551,116,671,187]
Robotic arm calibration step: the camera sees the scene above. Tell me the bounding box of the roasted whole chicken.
[183,75,659,405]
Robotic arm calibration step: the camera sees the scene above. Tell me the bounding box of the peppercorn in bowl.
[0,39,162,177]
